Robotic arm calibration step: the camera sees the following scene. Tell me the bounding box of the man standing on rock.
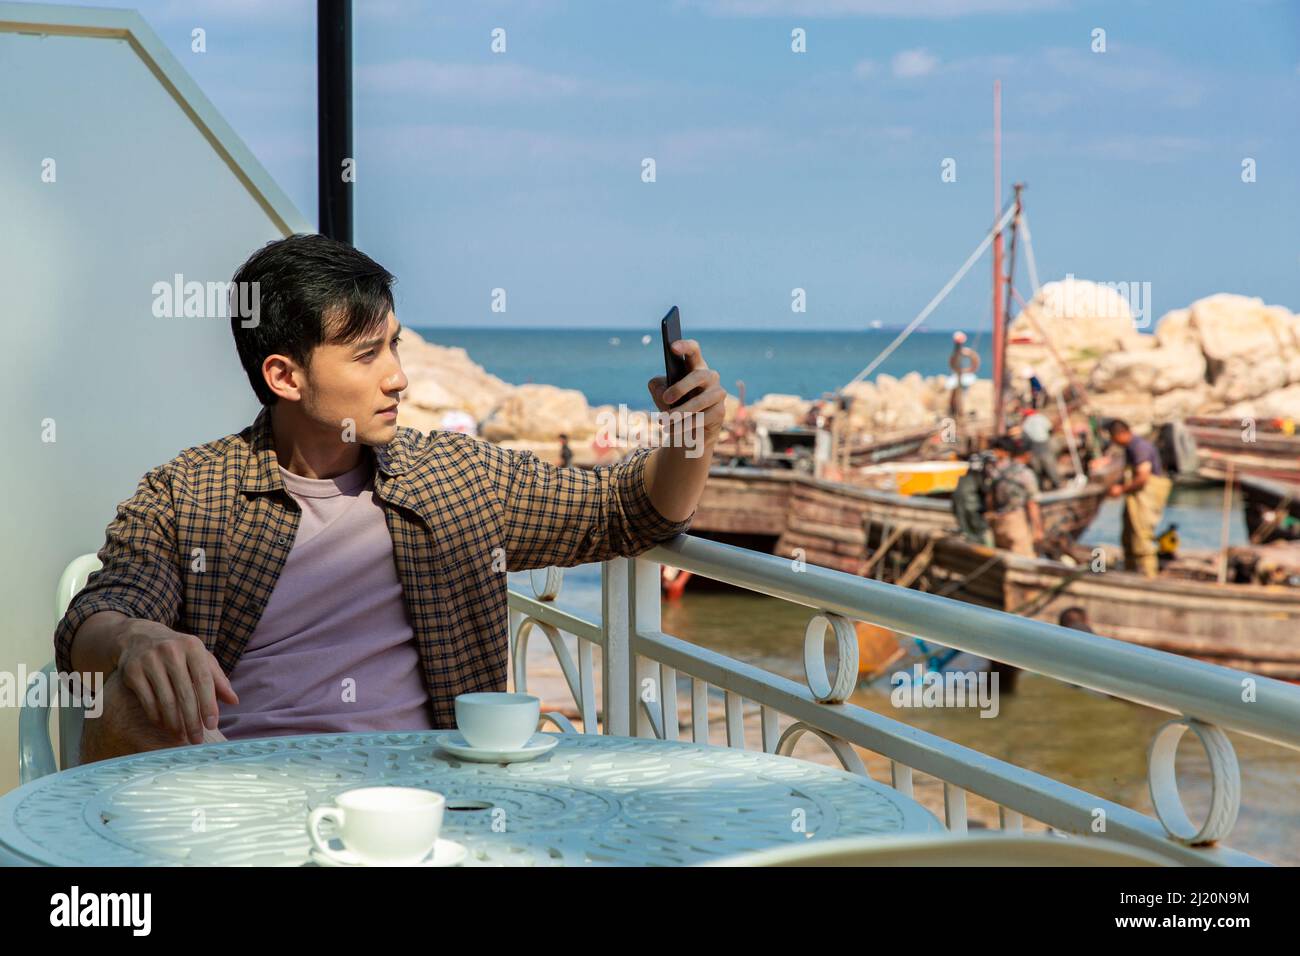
[1105,418,1172,578]
[947,331,980,422]
[55,233,728,764]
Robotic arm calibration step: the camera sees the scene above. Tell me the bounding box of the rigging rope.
[844,201,1019,391]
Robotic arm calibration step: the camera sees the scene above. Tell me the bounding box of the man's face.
[297,310,408,445]
[1112,429,1132,446]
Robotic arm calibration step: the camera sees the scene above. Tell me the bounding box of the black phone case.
[661,307,690,407]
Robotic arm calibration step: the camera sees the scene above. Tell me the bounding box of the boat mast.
[991,80,1004,436]
[999,183,1024,433]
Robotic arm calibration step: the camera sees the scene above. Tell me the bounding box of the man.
[952,451,996,546]
[56,234,727,762]
[557,433,573,468]
[947,331,980,421]
[986,437,1044,557]
[1022,365,1046,410]
[1020,408,1060,490]
[1057,606,1095,634]
[1105,418,1172,578]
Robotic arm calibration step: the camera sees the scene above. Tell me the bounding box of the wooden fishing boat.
[686,452,1121,570]
[1238,473,1300,544]
[1187,415,1300,484]
[867,523,1300,680]
[712,421,938,471]
[845,424,943,467]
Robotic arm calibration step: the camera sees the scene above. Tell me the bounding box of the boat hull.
[882,526,1300,680]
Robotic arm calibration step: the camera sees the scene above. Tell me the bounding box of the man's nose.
[386,358,408,394]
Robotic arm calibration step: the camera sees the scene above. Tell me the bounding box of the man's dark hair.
[230,233,396,406]
[1107,418,1131,435]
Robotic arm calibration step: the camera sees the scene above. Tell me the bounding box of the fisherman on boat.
[1105,418,1173,579]
[986,436,1044,557]
[1020,408,1061,490]
[953,451,997,547]
[946,331,980,422]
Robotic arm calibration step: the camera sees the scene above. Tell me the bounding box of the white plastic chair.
[18,554,102,784]
[701,832,1176,867]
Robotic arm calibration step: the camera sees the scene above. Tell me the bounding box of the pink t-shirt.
[218,451,436,740]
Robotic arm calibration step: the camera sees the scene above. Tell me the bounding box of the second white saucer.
[436,731,559,763]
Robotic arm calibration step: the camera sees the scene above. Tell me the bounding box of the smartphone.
[661,306,690,408]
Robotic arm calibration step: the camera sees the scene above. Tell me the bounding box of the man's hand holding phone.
[649,307,727,449]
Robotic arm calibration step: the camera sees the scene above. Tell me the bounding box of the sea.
[414,326,995,409]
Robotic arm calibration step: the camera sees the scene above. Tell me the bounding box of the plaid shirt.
[54,406,694,728]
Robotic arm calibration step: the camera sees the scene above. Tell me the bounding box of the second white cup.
[454,692,540,750]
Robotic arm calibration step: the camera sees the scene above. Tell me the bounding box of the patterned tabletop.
[0,731,942,866]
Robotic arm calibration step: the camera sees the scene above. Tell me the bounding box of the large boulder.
[1153,384,1214,422]
[1209,355,1289,406]
[1087,390,1155,432]
[397,330,513,422]
[479,383,593,442]
[752,393,810,416]
[1154,309,1195,350]
[1224,384,1300,421]
[1088,345,1205,394]
[1189,294,1287,362]
[1006,277,1144,393]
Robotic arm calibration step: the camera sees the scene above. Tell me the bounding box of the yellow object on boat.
[860,461,969,496]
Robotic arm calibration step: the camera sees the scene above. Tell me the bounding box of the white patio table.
[0,731,942,866]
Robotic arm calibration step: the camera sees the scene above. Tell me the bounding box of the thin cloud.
[892,49,940,78]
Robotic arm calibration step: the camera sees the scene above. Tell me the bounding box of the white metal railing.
[508,534,1300,866]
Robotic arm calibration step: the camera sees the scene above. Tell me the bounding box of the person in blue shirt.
[1105,419,1172,578]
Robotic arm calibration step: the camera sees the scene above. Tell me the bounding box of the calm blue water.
[412,326,993,408]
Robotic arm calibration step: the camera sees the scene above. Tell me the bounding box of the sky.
[66,0,1300,329]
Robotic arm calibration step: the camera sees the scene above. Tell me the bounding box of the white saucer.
[310,838,467,867]
[436,731,559,763]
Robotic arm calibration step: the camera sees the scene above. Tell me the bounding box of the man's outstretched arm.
[473,337,727,571]
[643,336,727,521]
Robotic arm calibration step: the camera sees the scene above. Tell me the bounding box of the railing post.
[631,556,663,738]
[507,607,524,691]
[600,557,631,736]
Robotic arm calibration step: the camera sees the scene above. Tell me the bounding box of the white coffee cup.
[308,786,444,866]
[455,692,540,750]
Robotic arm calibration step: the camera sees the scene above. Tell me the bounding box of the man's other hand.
[115,620,239,744]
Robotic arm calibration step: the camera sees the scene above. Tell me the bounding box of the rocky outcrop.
[394,284,1297,454]
[1007,283,1299,431]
